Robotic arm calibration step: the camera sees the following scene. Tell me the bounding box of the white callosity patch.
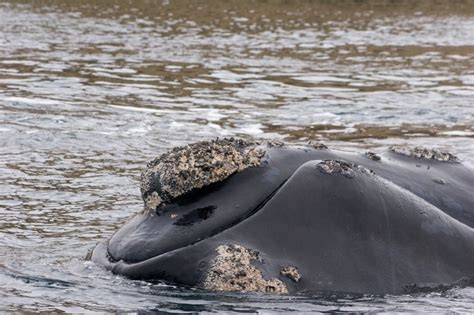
[316,160,373,178]
[280,266,301,282]
[365,151,381,161]
[140,138,265,212]
[203,244,288,294]
[145,191,162,211]
[308,140,328,149]
[389,146,458,162]
[266,139,285,147]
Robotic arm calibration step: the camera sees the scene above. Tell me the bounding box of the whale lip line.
[106,176,291,266]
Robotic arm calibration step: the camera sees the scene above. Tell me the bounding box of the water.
[1,0,473,312]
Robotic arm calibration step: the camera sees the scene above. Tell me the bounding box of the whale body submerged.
[92,138,474,295]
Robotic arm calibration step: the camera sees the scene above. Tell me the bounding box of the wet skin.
[92,144,474,294]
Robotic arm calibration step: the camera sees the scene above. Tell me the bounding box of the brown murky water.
[1,0,474,312]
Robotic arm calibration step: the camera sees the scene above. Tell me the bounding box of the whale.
[91,138,474,295]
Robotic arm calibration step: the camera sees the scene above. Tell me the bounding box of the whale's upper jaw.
[105,155,286,264]
[105,142,336,265]
[105,174,288,265]
[106,138,270,264]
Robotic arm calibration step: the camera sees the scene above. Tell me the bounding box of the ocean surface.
[1,0,473,312]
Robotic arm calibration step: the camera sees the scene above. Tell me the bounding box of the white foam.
[5,97,61,105]
[293,75,351,83]
[107,104,183,114]
[439,130,474,136]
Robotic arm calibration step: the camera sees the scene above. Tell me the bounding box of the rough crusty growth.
[203,244,288,294]
[389,146,458,162]
[280,266,301,282]
[317,160,373,178]
[365,151,381,161]
[266,140,285,147]
[145,191,162,212]
[141,138,265,212]
[308,140,328,149]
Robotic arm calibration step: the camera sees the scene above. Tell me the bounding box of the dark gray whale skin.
[92,144,474,295]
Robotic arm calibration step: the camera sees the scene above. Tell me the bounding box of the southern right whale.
[91,139,474,295]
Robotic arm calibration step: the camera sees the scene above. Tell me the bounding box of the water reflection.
[0,0,473,311]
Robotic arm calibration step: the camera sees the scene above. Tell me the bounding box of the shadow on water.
[0,0,474,312]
